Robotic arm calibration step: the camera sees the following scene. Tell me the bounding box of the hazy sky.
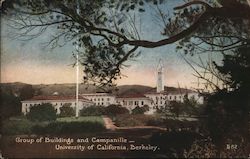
[0,1,222,89]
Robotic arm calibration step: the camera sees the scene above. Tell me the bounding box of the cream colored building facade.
[21,95,93,115]
[81,93,116,106]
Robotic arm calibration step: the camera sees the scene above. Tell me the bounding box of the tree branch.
[174,0,213,10]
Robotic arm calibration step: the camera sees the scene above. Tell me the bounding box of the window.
[170,96,172,100]
[135,101,139,105]
[98,98,100,101]
[101,102,104,105]
[107,98,110,101]
[174,96,176,100]
[102,98,104,101]
[129,101,133,105]
[141,101,144,105]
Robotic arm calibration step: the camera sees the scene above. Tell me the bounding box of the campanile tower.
[157,59,164,93]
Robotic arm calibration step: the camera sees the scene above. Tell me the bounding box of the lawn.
[2,116,105,135]
[57,116,104,124]
[114,114,200,131]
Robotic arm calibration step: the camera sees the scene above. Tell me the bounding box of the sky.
[0,0,222,89]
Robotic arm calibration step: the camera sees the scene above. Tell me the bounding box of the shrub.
[143,105,150,111]
[169,101,184,117]
[27,103,56,121]
[80,106,106,116]
[150,130,203,158]
[1,91,22,120]
[32,121,106,134]
[131,106,146,114]
[115,114,155,127]
[105,104,129,118]
[59,103,75,117]
[2,117,33,135]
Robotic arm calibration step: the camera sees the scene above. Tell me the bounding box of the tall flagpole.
[75,1,80,118]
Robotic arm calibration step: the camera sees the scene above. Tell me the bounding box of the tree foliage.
[169,101,183,117]
[131,106,145,114]
[80,105,106,116]
[59,103,75,117]
[0,87,21,119]
[182,94,199,116]
[19,84,35,100]
[105,104,129,117]
[27,103,57,121]
[204,46,250,143]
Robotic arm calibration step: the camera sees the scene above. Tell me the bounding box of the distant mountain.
[0,82,195,97]
[0,82,29,95]
[115,85,153,96]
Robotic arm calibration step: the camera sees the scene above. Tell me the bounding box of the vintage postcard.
[1,0,250,158]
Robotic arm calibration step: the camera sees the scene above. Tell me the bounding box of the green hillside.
[0,82,194,97]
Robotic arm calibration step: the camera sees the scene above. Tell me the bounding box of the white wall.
[82,93,116,106]
[21,100,93,115]
[116,98,151,111]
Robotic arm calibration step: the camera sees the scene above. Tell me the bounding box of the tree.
[80,105,106,116]
[59,103,75,117]
[27,103,57,121]
[0,87,21,119]
[182,94,199,116]
[132,106,145,114]
[169,101,183,117]
[19,84,35,100]
[1,0,249,87]
[105,104,129,118]
[204,46,250,144]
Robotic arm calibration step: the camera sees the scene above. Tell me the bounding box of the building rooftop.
[81,93,114,96]
[23,95,90,101]
[117,93,149,99]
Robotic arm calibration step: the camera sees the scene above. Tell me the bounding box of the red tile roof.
[117,94,148,99]
[24,95,90,101]
[145,91,168,95]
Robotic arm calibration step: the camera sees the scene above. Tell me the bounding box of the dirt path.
[102,116,117,130]
[102,116,167,131]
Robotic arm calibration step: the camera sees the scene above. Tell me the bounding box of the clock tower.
[157,59,164,93]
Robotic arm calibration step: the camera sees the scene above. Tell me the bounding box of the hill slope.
[0,82,194,96]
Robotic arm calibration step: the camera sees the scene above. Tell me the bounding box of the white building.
[145,92,168,107]
[116,94,153,111]
[21,95,93,115]
[81,93,116,106]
